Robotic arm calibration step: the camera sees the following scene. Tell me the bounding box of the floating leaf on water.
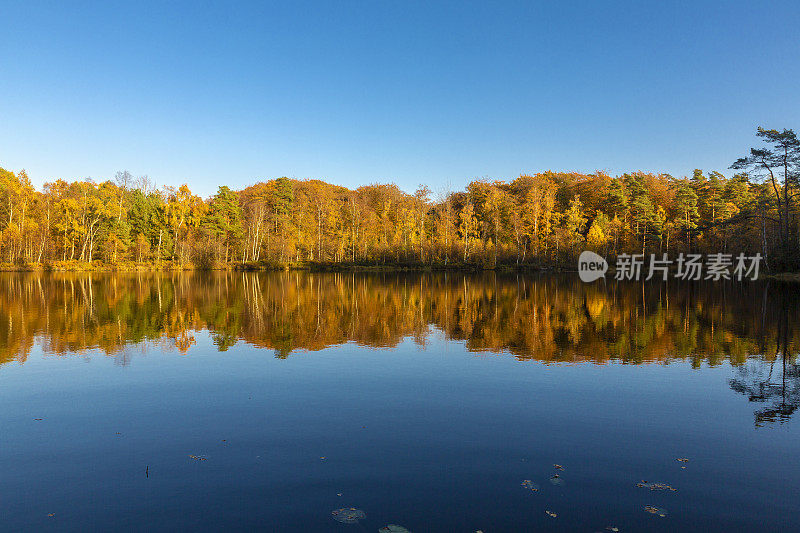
[636,481,676,491]
[644,506,668,517]
[332,508,366,524]
[521,479,540,492]
[378,525,411,533]
[188,454,208,461]
[553,464,564,470]
[676,458,689,463]
[545,510,557,518]
[549,474,565,486]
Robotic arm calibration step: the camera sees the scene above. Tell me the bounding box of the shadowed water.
[0,272,798,531]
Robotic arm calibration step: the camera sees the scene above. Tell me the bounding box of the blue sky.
[1,0,799,197]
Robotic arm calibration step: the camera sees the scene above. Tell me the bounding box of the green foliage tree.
[675,180,700,251]
[731,127,800,267]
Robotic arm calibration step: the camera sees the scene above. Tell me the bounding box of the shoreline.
[1,260,799,279]
[0,260,565,273]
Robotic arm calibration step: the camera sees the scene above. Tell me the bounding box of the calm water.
[1,272,799,532]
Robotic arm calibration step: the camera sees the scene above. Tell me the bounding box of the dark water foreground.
[1,272,798,532]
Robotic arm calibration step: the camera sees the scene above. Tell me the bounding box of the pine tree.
[675,180,700,251]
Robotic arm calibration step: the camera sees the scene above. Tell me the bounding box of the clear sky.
[2,0,799,197]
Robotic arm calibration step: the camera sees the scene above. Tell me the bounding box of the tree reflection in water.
[729,288,800,427]
[1,271,797,425]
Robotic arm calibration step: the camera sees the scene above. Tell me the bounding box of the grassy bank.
[1,260,562,273]
[763,272,800,281]
[234,260,566,273]
[4,260,799,279]
[0,261,214,272]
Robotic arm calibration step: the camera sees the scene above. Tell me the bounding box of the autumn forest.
[2,127,799,271]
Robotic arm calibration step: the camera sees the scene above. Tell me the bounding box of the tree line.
[1,127,798,271]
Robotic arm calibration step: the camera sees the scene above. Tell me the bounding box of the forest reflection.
[1,271,797,368]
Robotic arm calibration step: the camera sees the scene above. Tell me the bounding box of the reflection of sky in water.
[1,329,799,531]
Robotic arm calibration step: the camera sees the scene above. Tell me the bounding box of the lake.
[1,272,798,531]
